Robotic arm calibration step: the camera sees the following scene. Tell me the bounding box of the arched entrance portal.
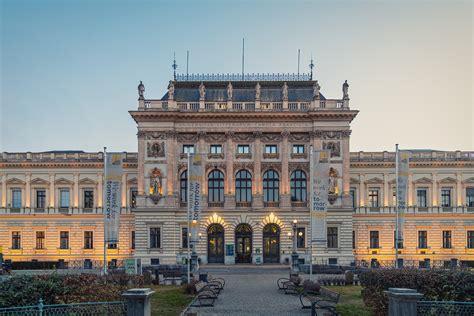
[263,224,280,263]
[207,224,224,264]
[235,224,252,264]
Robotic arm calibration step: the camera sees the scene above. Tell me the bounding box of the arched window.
[180,170,187,203]
[208,169,224,203]
[235,170,252,203]
[263,169,279,203]
[290,170,307,202]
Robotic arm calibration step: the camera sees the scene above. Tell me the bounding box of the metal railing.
[175,73,312,81]
[0,299,126,316]
[417,301,474,316]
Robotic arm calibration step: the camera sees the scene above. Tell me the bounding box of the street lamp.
[291,219,299,273]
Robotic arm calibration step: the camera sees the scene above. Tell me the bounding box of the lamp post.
[291,219,299,273]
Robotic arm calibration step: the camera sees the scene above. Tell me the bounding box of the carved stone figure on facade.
[227,82,233,100]
[147,142,165,158]
[328,167,339,196]
[199,82,206,100]
[313,80,321,100]
[138,81,145,99]
[149,168,163,204]
[342,80,349,99]
[255,82,261,100]
[323,141,341,158]
[282,82,288,100]
[167,81,175,100]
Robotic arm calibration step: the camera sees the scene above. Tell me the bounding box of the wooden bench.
[277,274,301,294]
[299,287,340,315]
[192,281,220,307]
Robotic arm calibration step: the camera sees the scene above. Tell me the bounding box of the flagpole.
[395,144,399,269]
[187,153,191,283]
[103,146,107,275]
[309,146,313,281]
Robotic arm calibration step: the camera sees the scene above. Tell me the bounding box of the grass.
[325,285,373,316]
[149,285,194,316]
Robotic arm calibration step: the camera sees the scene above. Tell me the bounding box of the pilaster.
[137,132,146,194]
[253,132,263,208]
[383,173,389,207]
[73,173,79,209]
[25,173,31,208]
[281,131,290,208]
[359,174,366,207]
[1,173,6,208]
[432,173,438,206]
[456,173,462,206]
[97,172,103,208]
[122,173,127,208]
[49,173,55,208]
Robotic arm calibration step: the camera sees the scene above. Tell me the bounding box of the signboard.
[311,150,331,242]
[104,153,123,244]
[396,151,410,245]
[188,153,204,242]
[226,244,234,256]
[124,259,136,275]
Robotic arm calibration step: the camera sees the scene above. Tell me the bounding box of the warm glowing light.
[192,220,197,224]
[198,232,202,237]
[298,231,303,237]
[287,232,292,236]
[293,219,298,224]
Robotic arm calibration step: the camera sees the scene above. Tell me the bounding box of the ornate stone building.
[1,75,473,268]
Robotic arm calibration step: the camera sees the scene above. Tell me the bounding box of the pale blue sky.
[1,0,472,153]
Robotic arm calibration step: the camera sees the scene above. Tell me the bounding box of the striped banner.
[311,150,331,242]
[104,153,122,244]
[396,151,410,245]
[188,153,205,242]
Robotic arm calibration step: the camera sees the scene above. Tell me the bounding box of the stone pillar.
[384,288,423,316]
[1,173,6,208]
[73,173,79,209]
[122,288,155,316]
[456,173,463,207]
[122,173,127,208]
[432,173,438,206]
[225,132,234,209]
[166,131,177,206]
[341,134,351,206]
[137,132,146,195]
[359,174,366,207]
[49,173,55,209]
[281,131,290,208]
[25,173,31,209]
[97,172,103,208]
[383,173,389,207]
[253,132,263,208]
[407,173,413,207]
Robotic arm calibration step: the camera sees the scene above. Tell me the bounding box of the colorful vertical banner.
[311,150,331,242]
[396,151,410,245]
[188,153,204,242]
[104,153,123,244]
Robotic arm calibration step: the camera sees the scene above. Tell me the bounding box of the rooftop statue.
[343,80,349,99]
[199,82,206,99]
[227,82,233,100]
[168,81,175,100]
[282,82,288,100]
[137,81,145,99]
[313,80,321,100]
[255,82,261,100]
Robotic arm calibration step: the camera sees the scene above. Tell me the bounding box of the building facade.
[1,75,473,268]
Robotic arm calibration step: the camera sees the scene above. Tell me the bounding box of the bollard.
[122,288,155,316]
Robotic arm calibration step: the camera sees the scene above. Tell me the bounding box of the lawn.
[149,285,194,316]
[325,285,373,316]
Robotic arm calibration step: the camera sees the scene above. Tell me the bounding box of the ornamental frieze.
[177,133,199,142]
[232,133,254,142]
[147,142,165,158]
[233,162,254,173]
[205,133,226,143]
[261,162,282,173]
[288,162,310,173]
[206,162,227,173]
[288,133,310,142]
[261,133,282,143]
[311,130,352,139]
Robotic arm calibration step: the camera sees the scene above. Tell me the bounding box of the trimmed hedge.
[359,268,474,316]
[0,273,144,308]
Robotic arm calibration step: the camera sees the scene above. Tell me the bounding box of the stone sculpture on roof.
[343,80,349,99]
[199,82,206,100]
[167,81,175,100]
[282,82,288,100]
[137,81,145,99]
[255,82,261,100]
[313,80,321,100]
[227,82,233,100]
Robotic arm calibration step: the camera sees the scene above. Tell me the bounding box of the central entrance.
[235,224,252,264]
[207,224,224,264]
[263,223,280,263]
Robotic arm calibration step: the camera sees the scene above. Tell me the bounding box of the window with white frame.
[36,190,46,209]
[59,189,70,209]
[327,227,338,248]
[441,188,452,207]
[265,144,277,154]
[292,144,305,154]
[466,188,474,207]
[417,188,428,207]
[182,145,195,154]
[418,230,428,248]
[210,144,222,154]
[59,231,69,249]
[368,189,380,207]
[237,144,250,154]
[11,231,21,249]
[83,189,94,209]
[11,189,21,209]
[149,227,161,248]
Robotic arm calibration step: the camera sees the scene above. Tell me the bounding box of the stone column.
[225,132,234,209]
[122,288,155,316]
[383,173,389,207]
[137,132,146,195]
[253,132,263,208]
[73,173,79,210]
[1,173,6,208]
[122,173,127,208]
[97,172,103,209]
[281,131,290,208]
[341,133,351,206]
[407,173,413,207]
[456,173,463,207]
[166,131,177,207]
[359,174,366,207]
[384,288,423,316]
[25,173,31,209]
[432,173,438,206]
[49,173,55,209]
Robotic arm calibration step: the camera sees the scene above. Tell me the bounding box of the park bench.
[192,281,220,307]
[299,287,340,315]
[277,273,300,294]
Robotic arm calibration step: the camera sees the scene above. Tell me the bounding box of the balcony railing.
[355,206,474,214]
[291,201,307,208]
[236,202,252,208]
[208,202,224,208]
[264,202,280,207]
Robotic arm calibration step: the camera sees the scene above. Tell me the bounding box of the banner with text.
[104,153,123,244]
[311,150,331,242]
[396,150,410,245]
[188,153,205,242]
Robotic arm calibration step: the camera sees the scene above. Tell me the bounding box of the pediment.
[350,177,360,184]
[6,177,26,185]
[30,177,50,185]
[462,177,474,184]
[413,177,433,184]
[438,177,457,184]
[78,177,97,185]
[127,177,138,184]
[54,177,74,185]
[365,177,384,184]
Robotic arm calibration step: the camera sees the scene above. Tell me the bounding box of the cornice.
[0,162,138,169]
[350,161,474,169]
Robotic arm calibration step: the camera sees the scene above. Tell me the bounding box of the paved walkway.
[187,267,310,316]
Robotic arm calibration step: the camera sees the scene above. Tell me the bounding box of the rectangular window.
[418,230,428,248]
[11,231,21,249]
[183,145,195,154]
[210,144,222,154]
[297,227,305,248]
[441,188,452,207]
[394,230,403,248]
[149,227,161,248]
[130,189,138,208]
[265,145,277,154]
[466,188,474,207]
[352,230,356,249]
[292,145,305,154]
[328,258,338,265]
[36,231,45,249]
[327,227,338,248]
[350,188,357,208]
[182,227,188,248]
[36,190,46,209]
[84,231,93,249]
[59,189,70,209]
[107,243,117,249]
[131,231,135,249]
[442,230,452,249]
[59,231,69,249]
[370,231,379,248]
[368,189,379,207]
[83,190,94,209]
[237,144,250,154]
[467,231,474,249]
[392,187,397,206]
[12,189,22,209]
[417,188,428,207]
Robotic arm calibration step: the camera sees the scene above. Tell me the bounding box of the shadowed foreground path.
[187,267,310,316]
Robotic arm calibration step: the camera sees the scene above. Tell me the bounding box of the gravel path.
[187,269,310,316]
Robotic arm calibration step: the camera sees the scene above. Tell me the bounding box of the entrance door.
[235,224,252,264]
[207,224,224,264]
[263,224,280,263]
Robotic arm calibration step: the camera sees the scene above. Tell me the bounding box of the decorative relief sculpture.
[147,142,165,158]
[288,162,310,173]
[255,82,261,100]
[342,80,349,99]
[313,80,321,100]
[227,82,233,100]
[252,131,262,139]
[289,133,310,142]
[225,131,234,139]
[282,82,288,100]
[328,167,340,204]
[261,133,282,142]
[168,81,175,100]
[311,130,352,140]
[281,130,290,138]
[261,162,282,173]
[137,81,145,99]
[205,163,226,172]
[148,168,163,204]
[233,162,254,173]
[199,82,206,99]
[165,129,177,139]
[232,133,254,142]
[323,141,341,158]
[205,133,226,143]
[177,133,199,142]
